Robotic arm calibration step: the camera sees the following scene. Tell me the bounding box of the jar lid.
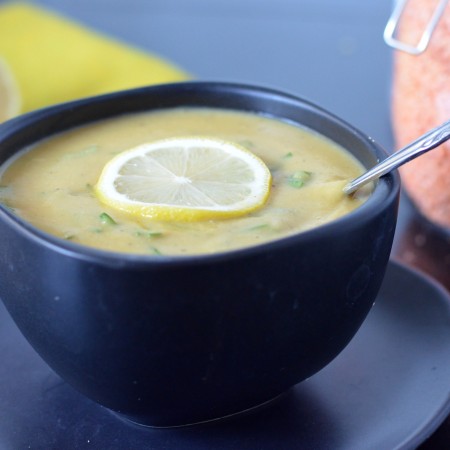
[384,0,448,54]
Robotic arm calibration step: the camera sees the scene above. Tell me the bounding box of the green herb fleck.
[245,223,271,232]
[135,230,163,239]
[0,203,16,213]
[239,139,255,149]
[99,212,117,225]
[150,246,162,255]
[287,171,312,188]
[63,145,98,160]
[0,185,12,199]
[283,152,293,159]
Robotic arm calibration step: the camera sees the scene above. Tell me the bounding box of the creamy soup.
[0,107,369,255]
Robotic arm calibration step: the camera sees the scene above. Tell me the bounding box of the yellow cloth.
[0,2,189,114]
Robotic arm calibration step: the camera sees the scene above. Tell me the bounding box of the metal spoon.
[343,119,450,195]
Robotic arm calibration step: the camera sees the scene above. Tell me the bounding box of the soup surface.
[0,107,368,255]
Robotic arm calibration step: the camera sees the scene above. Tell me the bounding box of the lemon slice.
[0,57,21,122]
[95,137,272,221]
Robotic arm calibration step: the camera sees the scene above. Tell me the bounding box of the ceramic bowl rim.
[0,81,401,267]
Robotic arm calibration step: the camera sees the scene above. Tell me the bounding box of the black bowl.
[0,82,400,427]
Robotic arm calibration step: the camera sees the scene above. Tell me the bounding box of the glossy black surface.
[0,83,399,426]
[1,0,448,444]
[1,261,449,449]
[393,196,450,448]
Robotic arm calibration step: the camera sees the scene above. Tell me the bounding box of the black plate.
[1,260,449,450]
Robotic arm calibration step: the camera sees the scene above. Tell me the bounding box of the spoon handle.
[343,119,450,194]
